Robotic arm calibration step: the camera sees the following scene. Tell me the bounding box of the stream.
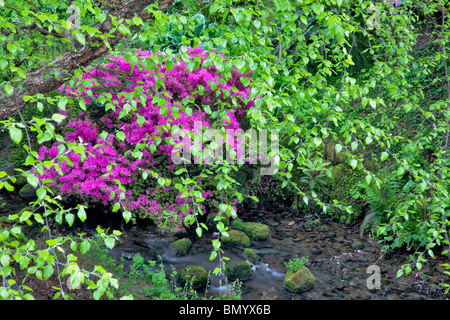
[107,207,449,300]
[1,193,448,300]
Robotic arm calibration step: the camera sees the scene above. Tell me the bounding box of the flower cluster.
[38,46,253,232]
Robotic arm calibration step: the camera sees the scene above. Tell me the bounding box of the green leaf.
[123,210,131,223]
[166,59,174,71]
[58,97,68,111]
[65,213,74,226]
[36,188,46,199]
[9,127,22,144]
[52,114,66,123]
[112,202,120,212]
[116,131,126,141]
[80,241,90,254]
[4,83,13,96]
[105,237,115,249]
[43,264,54,280]
[7,43,17,53]
[77,206,86,222]
[380,152,389,162]
[74,32,85,46]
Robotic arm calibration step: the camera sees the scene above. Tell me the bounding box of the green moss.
[304,219,321,231]
[222,230,251,248]
[232,219,270,240]
[284,267,315,293]
[19,184,36,200]
[178,265,208,290]
[226,260,254,281]
[243,248,261,263]
[169,238,192,256]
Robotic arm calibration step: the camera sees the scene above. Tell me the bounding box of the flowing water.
[108,208,449,300]
[1,193,447,300]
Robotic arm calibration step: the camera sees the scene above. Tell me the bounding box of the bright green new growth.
[285,256,309,273]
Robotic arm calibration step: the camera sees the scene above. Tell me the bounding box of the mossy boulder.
[19,184,37,200]
[169,238,192,256]
[226,260,254,281]
[243,248,261,263]
[284,267,315,293]
[232,220,270,240]
[222,230,251,248]
[178,265,208,290]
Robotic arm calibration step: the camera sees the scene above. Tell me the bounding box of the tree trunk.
[0,0,174,120]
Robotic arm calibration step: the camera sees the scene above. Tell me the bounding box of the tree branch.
[0,0,175,120]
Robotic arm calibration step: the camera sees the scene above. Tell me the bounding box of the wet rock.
[19,184,37,201]
[174,229,189,238]
[268,219,281,227]
[232,220,270,240]
[178,265,208,290]
[226,260,254,281]
[325,231,336,238]
[312,248,323,255]
[284,267,315,293]
[170,238,192,256]
[134,232,175,251]
[222,230,251,248]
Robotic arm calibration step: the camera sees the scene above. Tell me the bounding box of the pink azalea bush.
[38,46,254,233]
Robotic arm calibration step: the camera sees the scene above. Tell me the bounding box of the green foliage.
[285,256,309,273]
[2,0,450,298]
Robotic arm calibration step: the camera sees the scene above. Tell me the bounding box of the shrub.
[37,46,254,233]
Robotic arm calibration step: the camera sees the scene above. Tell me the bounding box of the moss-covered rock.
[284,267,315,293]
[222,230,251,248]
[169,238,192,256]
[232,219,270,240]
[243,248,261,263]
[178,265,208,290]
[19,184,36,201]
[226,260,254,281]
